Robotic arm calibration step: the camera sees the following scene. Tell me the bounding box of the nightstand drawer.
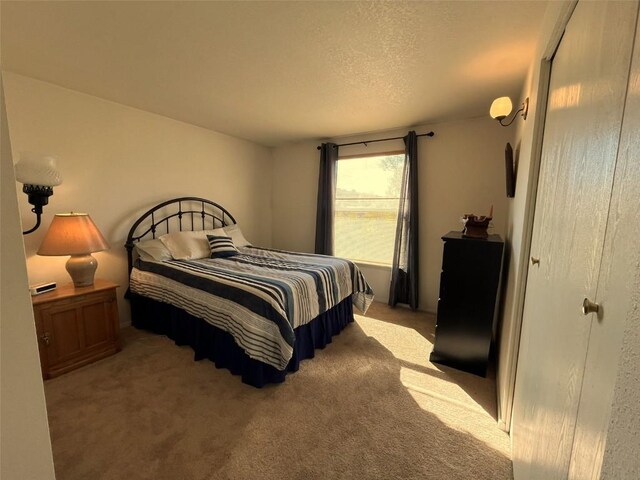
[40,290,113,308]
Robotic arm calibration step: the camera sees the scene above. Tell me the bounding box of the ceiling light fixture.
[490,96,529,127]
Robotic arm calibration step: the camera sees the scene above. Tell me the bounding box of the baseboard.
[497,418,508,432]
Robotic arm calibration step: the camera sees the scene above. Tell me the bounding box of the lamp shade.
[15,152,62,187]
[490,97,513,119]
[38,213,109,256]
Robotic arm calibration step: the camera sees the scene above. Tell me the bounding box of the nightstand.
[32,279,120,379]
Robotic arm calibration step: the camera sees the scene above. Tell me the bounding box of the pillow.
[207,235,239,259]
[159,228,225,260]
[223,224,252,247]
[135,238,173,262]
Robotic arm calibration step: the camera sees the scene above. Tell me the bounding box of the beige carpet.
[44,302,512,480]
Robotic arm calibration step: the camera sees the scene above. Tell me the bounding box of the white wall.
[1,75,56,479]
[2,72,274,325]
[272,117,512,311]
[600,282,640,478]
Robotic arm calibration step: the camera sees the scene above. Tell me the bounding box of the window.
[334,152,404,265]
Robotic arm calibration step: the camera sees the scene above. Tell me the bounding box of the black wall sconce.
[14,152,62,235]
[490,96,529,127]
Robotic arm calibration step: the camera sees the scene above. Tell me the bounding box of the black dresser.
[429,231,504,377]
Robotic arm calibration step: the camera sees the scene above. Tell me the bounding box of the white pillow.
[159,228,225,260]
[135,238,173,262]
[223,224,252,247]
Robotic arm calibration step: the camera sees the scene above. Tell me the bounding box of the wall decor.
[505,142,516,198]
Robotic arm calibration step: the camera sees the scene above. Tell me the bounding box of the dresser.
[32,279,120,379]
[429,231,504,376]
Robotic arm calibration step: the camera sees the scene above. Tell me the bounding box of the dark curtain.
[314,142,338,255]
[388,131,419,309]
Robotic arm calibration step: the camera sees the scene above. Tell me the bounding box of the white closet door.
[569,7,640,477]
[511,2,638,479]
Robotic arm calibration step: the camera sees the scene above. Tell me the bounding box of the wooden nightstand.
[32,279,120,379]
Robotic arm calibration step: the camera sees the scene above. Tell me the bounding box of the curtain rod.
[316,131,434,150]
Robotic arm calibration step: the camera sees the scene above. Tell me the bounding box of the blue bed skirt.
[129,293,354,387]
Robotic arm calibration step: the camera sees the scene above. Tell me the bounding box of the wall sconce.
[490,96,529,127]
[14,152,62,235]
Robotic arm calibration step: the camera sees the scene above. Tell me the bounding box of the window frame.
[333,150,405,266]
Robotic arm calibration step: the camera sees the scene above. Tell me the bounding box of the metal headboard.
[124,197,236,275]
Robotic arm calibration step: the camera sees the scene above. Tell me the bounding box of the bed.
[125,197,373,387]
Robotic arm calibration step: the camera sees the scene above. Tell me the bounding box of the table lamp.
[37,213,110,287]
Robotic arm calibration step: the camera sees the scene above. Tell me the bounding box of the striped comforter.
[129,246,374,370]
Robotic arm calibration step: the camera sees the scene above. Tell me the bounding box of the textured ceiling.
[1,1,548,146]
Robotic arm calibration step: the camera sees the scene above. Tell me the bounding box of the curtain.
[314,142,338,255]
[388,131,419,309]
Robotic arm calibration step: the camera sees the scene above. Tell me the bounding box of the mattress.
[129,246,374,370]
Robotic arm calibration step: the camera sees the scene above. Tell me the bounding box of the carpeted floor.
[43,302,512,480]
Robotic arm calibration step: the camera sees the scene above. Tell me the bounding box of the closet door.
[511,2,638,479]
[569,11,640,477]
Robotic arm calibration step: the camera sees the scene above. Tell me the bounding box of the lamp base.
[66,254,98,288]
